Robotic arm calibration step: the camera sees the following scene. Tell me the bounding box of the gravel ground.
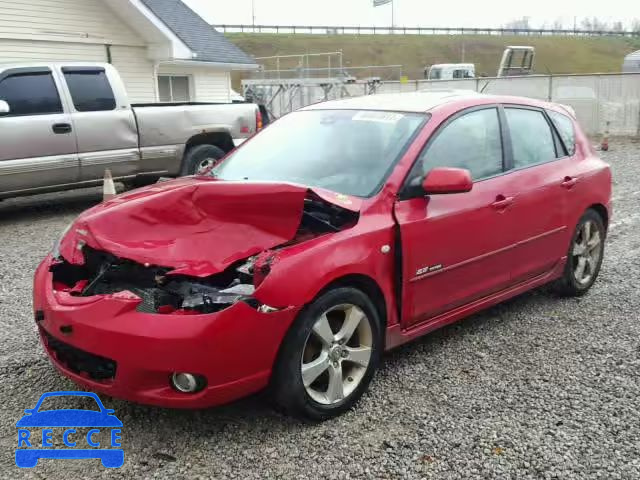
[0,141,639,479]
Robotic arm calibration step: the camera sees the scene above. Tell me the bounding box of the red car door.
[394,106,518,328]
[500,106,572,283]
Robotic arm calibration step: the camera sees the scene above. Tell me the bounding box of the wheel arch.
[315,273,388,331]
[587,203,609,232]
[185,131,235,156]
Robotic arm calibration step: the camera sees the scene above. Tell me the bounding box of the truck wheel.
[181,144,226,176]
[270,287,383,420]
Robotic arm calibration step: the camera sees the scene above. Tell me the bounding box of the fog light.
[170,373,205,393]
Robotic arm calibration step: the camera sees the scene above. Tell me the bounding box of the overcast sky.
[183,0,633,29]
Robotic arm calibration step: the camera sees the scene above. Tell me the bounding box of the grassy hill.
[227,33,640,82]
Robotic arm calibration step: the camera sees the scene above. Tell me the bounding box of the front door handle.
[491,195,514,210]
[52,123,72,134]
[561,176,578,189]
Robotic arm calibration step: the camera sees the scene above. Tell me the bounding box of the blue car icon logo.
[16,391,123,468]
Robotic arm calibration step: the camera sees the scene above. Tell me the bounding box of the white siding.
[0,0,232,104]
[0,0,144,46]
[0,39,106,63]
[158,65,231,103]
[110,46,156,104]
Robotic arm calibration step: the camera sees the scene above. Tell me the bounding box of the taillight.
[256,108,263,132]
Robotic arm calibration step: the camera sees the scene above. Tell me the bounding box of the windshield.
[211,109,426,197]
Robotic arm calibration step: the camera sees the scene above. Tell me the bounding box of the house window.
[158,75,191,102]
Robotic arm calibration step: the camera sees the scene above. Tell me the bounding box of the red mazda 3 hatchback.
[34,91,611,419]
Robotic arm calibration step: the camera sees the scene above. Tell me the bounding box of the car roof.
[301,90,547,114]
[0,61,110,71]
[429,64,475,69]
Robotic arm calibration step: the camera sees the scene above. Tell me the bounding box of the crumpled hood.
[59,177,312,277]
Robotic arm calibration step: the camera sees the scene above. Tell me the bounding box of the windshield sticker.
[352,111,404,124]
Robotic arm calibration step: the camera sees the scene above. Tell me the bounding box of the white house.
[0,0,258,103]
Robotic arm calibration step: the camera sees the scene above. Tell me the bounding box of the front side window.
[548,110,576,156]
[429,68,442,80]
[415,108,503,181]
[505,108,556,168]
[0,72,62,116]
[453,69,472,79]
[63,69,116,112]
[212,109,426,198]
[158,75,191,102]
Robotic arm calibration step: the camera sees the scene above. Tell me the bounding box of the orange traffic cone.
[103,169,116,201]
[600,121,610,152]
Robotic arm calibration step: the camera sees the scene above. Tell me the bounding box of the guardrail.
[214,24,640,37]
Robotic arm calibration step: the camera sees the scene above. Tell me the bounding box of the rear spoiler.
[557,103,577,119]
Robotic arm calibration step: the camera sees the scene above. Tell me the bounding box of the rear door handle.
[491,195,514,210]
[561,176,578,189]
[52,123,72,134]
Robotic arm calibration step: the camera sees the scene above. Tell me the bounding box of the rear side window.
[0,72,62,116]
[416,108,503,180]
[63,69,116,112]
[548,110,576,156]
[505,108,556,169]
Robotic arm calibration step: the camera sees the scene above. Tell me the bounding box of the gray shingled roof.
[140,0,257,65]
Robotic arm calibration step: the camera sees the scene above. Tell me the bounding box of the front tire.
[271,287,383,420]
[552,209,606,297]
[181,144,226,176]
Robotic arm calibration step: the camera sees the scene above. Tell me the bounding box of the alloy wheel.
[301,304,373,405]
[196,157,216,174]
[572,219,602,285]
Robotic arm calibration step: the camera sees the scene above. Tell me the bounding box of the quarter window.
[416,108,503,180]
[505,108,556,168]
[158,75,191,102]
[63,69,116,112]
[0,72,62,116]
[548,110,576,156]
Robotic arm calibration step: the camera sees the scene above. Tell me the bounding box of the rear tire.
[270,287,383,421]
[552,209,606,297]
[181,144,226,176]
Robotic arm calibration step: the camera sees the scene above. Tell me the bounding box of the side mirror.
[0,100,9,116]
[422,167,473,195]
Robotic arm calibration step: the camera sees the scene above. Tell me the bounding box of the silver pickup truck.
[0,62,262,199]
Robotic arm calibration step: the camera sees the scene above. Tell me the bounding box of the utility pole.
[252,0,256,29]
[391,0,395,30]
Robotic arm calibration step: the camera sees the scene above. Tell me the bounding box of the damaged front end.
[50,189,359,315]
[51,246,260,315]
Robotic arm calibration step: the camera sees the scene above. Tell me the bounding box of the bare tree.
[581,17,609,31]
[612,21,624,32]
[631,19,640,33]
[503,16,531,30]
[552,18,564,30]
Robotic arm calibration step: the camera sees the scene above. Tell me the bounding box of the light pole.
[390,0,395,29]
[252,0,256,29]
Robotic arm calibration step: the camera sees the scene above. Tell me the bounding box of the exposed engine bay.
[51,195,358,315]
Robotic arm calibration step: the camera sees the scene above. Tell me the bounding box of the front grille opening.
[43,329,117,381]
[51,246,256,315]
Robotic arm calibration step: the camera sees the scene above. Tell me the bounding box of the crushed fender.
[51,178,359,315]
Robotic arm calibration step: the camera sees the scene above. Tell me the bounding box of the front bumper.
[33,255,300,408]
